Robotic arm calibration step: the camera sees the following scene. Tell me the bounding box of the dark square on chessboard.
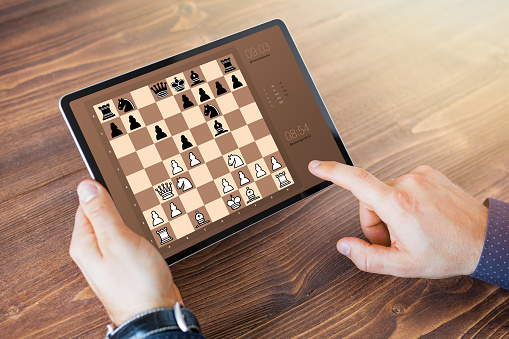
[221,190,245,214]
[181,147,205,170]
[196,181,221,205]
[254,175,279,197]
[217,54,239,76]
[162,196,186,221]
[189,123,214,145]
[232,86,254,108]
[208,77,230,98]
[264,151,286,173]
[155,137,180,161]
[129,128,153,150]
[174,90,197,112]
[215,132,238,154]
[118,152,144,176]
[224,109,246,131]
[138,103,164,126]
[165,114,189,136]
[135,187,160,212]
[231,166,252,188]
[248,119,271,140]
[112,92,137,116]
[239,142,263,164]
[145,162,171,186]
[187,208,212,229]
[205,157,230,179]
[149,79,172,102]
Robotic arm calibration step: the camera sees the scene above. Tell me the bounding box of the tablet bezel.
[59,19,353,265]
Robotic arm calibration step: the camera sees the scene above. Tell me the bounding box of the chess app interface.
[67,24,346,260]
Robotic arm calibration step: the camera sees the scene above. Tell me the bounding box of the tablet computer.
[60,19,353,265]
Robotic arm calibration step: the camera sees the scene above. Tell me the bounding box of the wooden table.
[2,0,509,337]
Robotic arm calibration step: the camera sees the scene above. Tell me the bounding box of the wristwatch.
[105,302,202,339]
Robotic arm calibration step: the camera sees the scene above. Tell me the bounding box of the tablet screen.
[63,22,349,262]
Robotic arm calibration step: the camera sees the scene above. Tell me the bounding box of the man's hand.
[70,180,183,326]
[309,161,489,279]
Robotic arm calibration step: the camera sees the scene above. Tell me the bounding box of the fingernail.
[309,160,321,168]
[337,242,350,258]
[78,182,98,203]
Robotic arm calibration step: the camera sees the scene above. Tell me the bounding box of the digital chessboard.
[93,54,294,247]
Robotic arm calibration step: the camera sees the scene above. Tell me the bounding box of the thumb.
[337,237,401,276]
[77,180,133,248]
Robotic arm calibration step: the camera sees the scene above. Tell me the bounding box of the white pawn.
[151,211,164,226]
[171,160,183,175]
[222,178,234,193]
[170,202,182,218]
[271,156,282,171]
[239,171,250,186]
[189,152,201,167]
[254,163,266,178]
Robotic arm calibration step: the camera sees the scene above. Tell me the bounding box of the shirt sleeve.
[470,198,509,289]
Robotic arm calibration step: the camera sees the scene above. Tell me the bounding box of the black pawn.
[182,94,194,109]
[216,81,227,95]
[181,135,193,150]
[155,125,167,140]
[232,75,243,89]
[110,123,123,138]
[198,88,210,102]
[129,115,141,130]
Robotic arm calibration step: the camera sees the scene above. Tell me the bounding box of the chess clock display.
[243,42,271,59]
[284,124,310,142]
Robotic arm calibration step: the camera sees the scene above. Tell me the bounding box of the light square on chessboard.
[155,137,179,161]
[217,54,239,76]
[240,102,263,124]
[272,168,294,191]
[199,60,223,82]
[172,131,197,153]
[162,154,188,178]
[138,103,163,126]
[181,148,204,171]
[151,226,176,247]
[222,190,246,215]
[94,99,119,124]
[171,173,196,196]
[208,77,230,99]
[216,132,238,155]
[166,72,189,96]
[190,82,214,105]
[205,157,229,180]
[190,123,214,145]
[118,152,144,176]
[224,109,246,131]
[184,68,206,88]
[264,151,286,173]
[148,80,172,102]
[213,173,238,198]
[174,90,197,112]
[239,142,263,164]
[215,93,239,114]
[256,175,279,197]
[246,160,270,183]
[146,120,171,144]
[120,110,145,134]
[197,139,222,163]
[143,205,169,230]
[231,125,254,148]
[169,215,194,239]
[206,115,230,139]
[156,96,180,119]
[128,128,153,150]
[131,86,155,109]
[152,178,179,204]
[232,86,254,108]
[182,106,206,129]
[165,114,189,136]
[126,169,152,194]
[222,149,246,173]
[137,144,162,168]
[178,189,204,215]
[103,117,126,141]
[145,162,171,186]
[112,93,137,116]
[225,70,246,93]
[240,182,261,206]
[135,187,160,212]
[162,196,186,222]
[110,134,135,158]
[256,135,279,158]
[188,163,213,187]
[248,119,271,140]
[205,198,229,221]
[196,181,221,205]
[188,208,212,229]
[231,165,253,189]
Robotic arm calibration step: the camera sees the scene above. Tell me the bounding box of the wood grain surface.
[2,0,509,338]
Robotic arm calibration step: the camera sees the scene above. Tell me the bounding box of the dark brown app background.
[69,25,345,259]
